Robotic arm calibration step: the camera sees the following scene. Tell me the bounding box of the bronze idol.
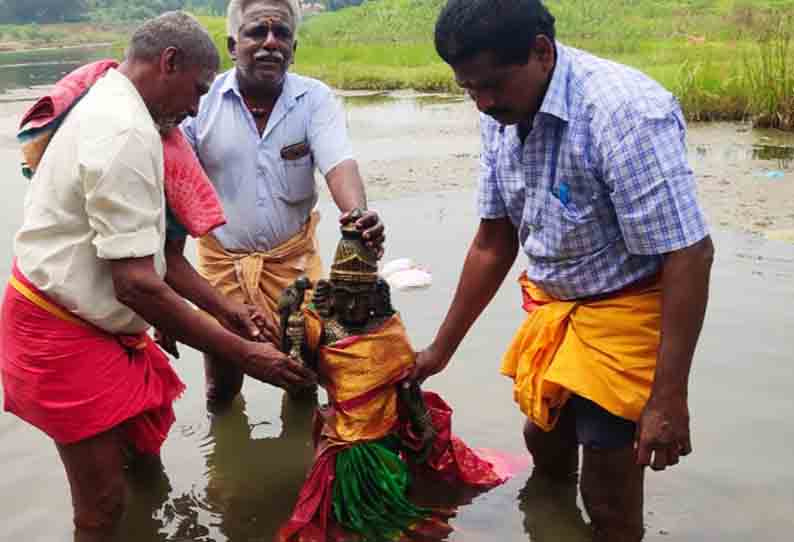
[277,211,508,542]
[277,209,435,455]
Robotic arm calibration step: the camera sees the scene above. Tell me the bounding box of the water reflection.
[200,394,316,541]
[752,144,794,169]
[414,94,466,107]
[107,394,316,542]
[117,460,177,542]
[518,474,590,542]
[341,91,393,107]
[0,46,115,94]
[690,140,794,172]
[342,91,465,109]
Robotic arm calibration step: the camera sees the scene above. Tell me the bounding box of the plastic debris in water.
[381,258,432,290]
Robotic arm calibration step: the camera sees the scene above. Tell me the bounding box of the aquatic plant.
[742,9,794,130]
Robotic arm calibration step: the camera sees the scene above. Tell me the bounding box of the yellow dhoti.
[501,273,662,431]
[197,212,323,320]
[303,311,414,444]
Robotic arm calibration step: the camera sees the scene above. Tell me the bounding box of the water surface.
[0,45,115,96]
[1,54,793,542]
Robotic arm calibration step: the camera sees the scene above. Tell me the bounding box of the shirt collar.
[537,42,571,123]
[221,69,310,107]
[107,68,157,129]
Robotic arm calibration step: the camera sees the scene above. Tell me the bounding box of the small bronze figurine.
[277,275,311,359]
[278,209,435,455]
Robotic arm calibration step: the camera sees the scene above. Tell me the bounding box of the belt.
[8,274,148,351]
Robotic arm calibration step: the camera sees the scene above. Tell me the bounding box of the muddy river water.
[0,50,793,542]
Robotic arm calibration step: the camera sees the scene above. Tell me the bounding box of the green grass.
[202,0,794,128]
[0,22,127,51]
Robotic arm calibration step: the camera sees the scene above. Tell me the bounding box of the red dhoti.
[0,265,185,454]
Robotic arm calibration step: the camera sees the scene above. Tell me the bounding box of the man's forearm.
[325,159,367,212]
[112,258,249,364]
[164,239,228,317]
[652,236,715,399]
[431,219,519,361]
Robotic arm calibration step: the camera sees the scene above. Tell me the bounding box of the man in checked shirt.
[413,1,715,540]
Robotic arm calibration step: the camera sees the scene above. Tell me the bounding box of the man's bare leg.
[580,446,645,542]
[522,407,579,481]
[56,428,128,542]
[204,354,244,412]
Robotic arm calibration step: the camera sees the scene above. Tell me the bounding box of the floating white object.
[381,258,415,278]
[380,258,432,290]
[387,269,433,290]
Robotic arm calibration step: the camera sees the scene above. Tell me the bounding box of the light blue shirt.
[181,70,353,251]
[479,43,709,300]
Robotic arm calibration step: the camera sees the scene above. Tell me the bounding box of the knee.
[73,478,127,532]
[523,419,544,452]
[523,419,578,480]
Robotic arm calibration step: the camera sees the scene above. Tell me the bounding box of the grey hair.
[127,11,220,70]
[227,0,302,38]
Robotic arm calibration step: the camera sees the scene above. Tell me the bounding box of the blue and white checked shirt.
[479,43,709,300]
[181,71,353,251]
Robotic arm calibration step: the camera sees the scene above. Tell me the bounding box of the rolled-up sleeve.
[307,86,354,175]
[602,107,709,255]
[81,128,164,260]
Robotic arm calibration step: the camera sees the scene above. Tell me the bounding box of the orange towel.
[501,273,662,430]
[197,212,323,321]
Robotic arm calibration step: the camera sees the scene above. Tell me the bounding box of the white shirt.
[15,69,166,335]
[181,71,353,252]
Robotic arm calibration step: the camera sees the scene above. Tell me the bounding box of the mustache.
[254,52,284,63]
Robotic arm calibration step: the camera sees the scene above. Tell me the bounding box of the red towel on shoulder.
[18,60,225,238]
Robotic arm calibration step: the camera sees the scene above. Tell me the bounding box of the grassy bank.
[0,22,128,52]
[203,0,794,129]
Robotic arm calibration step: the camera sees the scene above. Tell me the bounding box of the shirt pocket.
[537,183,602,259]
[279,152,316,204]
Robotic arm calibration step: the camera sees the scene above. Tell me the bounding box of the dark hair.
[435,0,556,66]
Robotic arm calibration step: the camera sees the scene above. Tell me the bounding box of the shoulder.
[205,68,236,97]
[564,45,678,133]
[76,73,160,155]
[196,69,236,113]
[288,73,337,107]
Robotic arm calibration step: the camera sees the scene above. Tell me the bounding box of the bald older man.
[181,0,385,409]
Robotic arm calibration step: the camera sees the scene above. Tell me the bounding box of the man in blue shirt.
[414,1,715,540]
[181,0,384,409]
